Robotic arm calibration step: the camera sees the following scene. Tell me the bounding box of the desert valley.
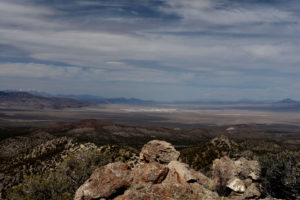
[0,91,300,199]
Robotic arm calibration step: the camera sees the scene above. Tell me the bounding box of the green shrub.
[259,150,300,200]
[6,145,137,200]
[180,136,240,174]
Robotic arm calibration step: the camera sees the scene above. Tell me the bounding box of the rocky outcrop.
[74,140,274,200]
[74,140,219,200]
[139,140,180,164]
[212,156,262,199]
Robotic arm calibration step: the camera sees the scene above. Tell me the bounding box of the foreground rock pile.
[74,140,279,200]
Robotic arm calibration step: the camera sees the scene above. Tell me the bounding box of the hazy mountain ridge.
[37,92,300,108]
[0,91,91,110]
[4,90,300,107]
[57,94,156,105]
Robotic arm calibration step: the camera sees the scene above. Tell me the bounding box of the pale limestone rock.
[227,177,246,193]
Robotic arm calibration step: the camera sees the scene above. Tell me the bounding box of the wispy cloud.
[0,0,300,100]
[163,0,295,25]
[0,62,193,84]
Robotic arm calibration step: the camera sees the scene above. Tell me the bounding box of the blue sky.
[0,0,300,101]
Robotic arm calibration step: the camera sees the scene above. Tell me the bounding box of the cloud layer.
[0,0,300,100]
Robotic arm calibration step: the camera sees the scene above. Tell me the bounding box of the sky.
[0,0,300,101]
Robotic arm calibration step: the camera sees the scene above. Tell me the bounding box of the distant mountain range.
[1,90,300,109]
[56,94,156,105]
[0,91,90,109]
[1,91,156,105]
[172,99,272,105]
[42,92,300,105]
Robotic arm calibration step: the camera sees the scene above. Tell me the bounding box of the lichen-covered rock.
[165,161,214,190]
[131,162,169,185]
[164,161,195,184]
[74,162,132,200]
[139,140,180,164]
[74,159,219,200]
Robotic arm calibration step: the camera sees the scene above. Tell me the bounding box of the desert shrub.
[6,145,137,200]
[259,150,300,200]
[211,156,234,196]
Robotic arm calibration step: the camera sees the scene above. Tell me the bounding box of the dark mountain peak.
[278,98,299,104]
[0,91,36,98]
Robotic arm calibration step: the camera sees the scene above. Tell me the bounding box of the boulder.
[164,161,195,184]
[139,140,180,164]
[131,162,169,185]
[74,162,132,200]
[165,161,214,190]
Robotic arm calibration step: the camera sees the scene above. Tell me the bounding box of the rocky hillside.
[1,136,139,199]
[41,119,209,146]
[38,119,300,149]
[1,130,299,199]
[0,91,90,109]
